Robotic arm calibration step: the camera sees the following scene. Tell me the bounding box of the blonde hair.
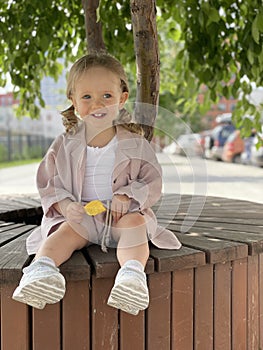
[61,52,143,136]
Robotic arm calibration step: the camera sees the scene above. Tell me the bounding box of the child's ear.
[71,97,76,109]
[119,92,129,108]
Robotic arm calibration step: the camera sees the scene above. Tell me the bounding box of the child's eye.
[103,93,112,99]
[83,94,91,99]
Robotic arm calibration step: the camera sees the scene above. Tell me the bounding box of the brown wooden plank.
[0,222,25,230]
[159,215,263,226]
[247,255,260,349]
[171,269,194,350]
[32,304,61,350]
[175,232,248,264]
[232,258,247,350]
[259,254,263,350]
[158,217,263,235]
[165,225,263,256]
[189,220,263,234]
[120,310,145,350]
[150,245,206,272]
[146,272,171,349]
[214,262,231,350]
[86,245,120,278]
[60,250,90,281]
[194,264,213,350]
[158,210,263,220]
[91,276,119,349]
[1,284,29,350]
[0,224,36,247]
[86,245,154,278]
[62,279,90,350]
[0,230,33,284]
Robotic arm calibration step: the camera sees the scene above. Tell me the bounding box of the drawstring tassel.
[101,200,112,253]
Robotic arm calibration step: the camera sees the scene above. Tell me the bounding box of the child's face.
[71,66,128,132]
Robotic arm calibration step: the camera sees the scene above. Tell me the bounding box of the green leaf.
[207,8,220,26]
[252,16,260,44]
[247,49,254,65]
[222,85,230,99]
[255,11,263,32]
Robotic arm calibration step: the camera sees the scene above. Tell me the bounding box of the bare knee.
[57,222,89,250]
[36,222,88,265]
[115,212,146,229]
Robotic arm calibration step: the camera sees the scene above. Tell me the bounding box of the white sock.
[23,256,57,274]
[122,259,144,272]
[36,256,57,268]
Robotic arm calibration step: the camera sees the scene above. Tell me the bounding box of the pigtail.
[61,105,79,134]
[114,108,144,136]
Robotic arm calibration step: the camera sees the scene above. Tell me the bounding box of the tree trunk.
[82,0,106,53]
[130,0,160,141]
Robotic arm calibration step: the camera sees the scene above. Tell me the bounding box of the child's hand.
[111,194,131,223]
[65,202,85,223]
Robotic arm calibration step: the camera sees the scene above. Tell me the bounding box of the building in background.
[198,92,238,130]
[0,72,67,162]
[198,86,263,131]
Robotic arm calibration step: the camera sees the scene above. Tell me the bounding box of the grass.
[0,158,41,169]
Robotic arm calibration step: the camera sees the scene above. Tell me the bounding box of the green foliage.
[156,1,263,134]
[0,0,86,117]
[0,144,8,162]
[0,0,263,136]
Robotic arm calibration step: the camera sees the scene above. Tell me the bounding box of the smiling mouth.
[91,113,106,119]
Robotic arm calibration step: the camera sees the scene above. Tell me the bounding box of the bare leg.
[108,212,149,315]
[35,222,89,266]
[112,212,149,267]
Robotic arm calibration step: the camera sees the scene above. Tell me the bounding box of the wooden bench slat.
[247,255,260,349]
[0,224,37,247]
[86,245,154,278]
[60,251,90,281]
[157,210,263,220]
[0,230,33,283]
[149,246,206,272]
[171,268,194,349]
[0,222,26,230]
[91,276,118,349]
[62,279,90,350]
[174,232,248,264]
[232,258,248,348]
[214,262,232,350]
[1,284,30,350]
[183,226,263,256]
[32,304,61,350]
[158,215,263,226]
[120,309,145,350]
[194,264,213,349]
[147,272,171,349]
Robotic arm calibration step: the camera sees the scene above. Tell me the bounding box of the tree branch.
[82,0,106,53]
[130,0,160,141]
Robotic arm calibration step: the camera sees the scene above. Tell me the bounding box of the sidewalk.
[0,154,262,204]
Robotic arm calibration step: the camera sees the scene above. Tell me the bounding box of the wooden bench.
[0,194,263,349]
[0,194,42,224]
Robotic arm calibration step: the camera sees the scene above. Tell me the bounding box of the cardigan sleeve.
[36,136,76,218]
[113,139,162,212]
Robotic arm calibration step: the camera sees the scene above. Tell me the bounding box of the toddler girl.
[12,52,181,315]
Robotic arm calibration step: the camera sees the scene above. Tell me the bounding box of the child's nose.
[92,98,105,111]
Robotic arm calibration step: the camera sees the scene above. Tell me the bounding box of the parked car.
[199,129,213,158]
[210,123,236,160]
[222,130,244,163]
[174,133,203,157]
[162,133,202,156]
[162,141,177,154]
